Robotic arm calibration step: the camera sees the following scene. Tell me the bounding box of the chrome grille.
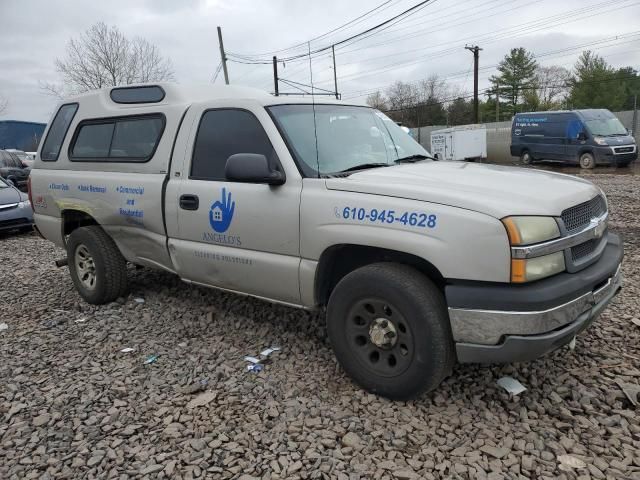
[614,146,634,154]
[561,195,606,233]
[0,203,18,212]
[571,239,597,262]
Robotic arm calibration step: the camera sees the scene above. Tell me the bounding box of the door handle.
[179,194,199,211]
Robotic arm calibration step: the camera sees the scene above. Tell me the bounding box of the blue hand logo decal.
[209,188,235,233]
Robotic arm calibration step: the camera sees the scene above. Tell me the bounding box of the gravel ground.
[1,171,639,480]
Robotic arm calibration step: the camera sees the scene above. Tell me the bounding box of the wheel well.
[578,148,593,157]
[315,244,445,306]
[62,210,98,237]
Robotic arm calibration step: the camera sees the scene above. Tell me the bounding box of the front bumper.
[593,145,637,165]
[0,205,33,232]
[447,233,623,363]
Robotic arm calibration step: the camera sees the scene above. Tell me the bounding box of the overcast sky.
[1,0,639,123]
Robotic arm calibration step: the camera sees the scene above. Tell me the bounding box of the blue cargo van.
[510,109,637,169]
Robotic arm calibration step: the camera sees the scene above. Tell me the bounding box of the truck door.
[165,102,302,305]
[565,115,584,164]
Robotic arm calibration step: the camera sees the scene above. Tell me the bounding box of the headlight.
[593,136,608,145]
[503,216,564,282]
[18,200,30,209]
[511,252,565,283]
[502,216,560,245]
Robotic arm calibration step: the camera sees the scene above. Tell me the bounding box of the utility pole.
[273,56,279,96]
[632,94,638,137]
[217,26,229,85]
[495,81,500,123]
[332,45,339,99]
[465,45,482,123]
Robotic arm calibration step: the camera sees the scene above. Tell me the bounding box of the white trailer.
[430,125,487,162]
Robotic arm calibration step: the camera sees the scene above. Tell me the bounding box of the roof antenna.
[308,41,320,178]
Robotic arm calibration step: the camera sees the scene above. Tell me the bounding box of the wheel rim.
[522,153,530,164]
[581,156,591,168]
[75,244,97,290]
[345,298,414,378]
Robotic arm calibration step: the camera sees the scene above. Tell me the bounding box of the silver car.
[0,176,32,233]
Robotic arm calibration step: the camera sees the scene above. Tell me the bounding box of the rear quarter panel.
[31,98,186,272]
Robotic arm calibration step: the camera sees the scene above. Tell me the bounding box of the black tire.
[66,226,128,304]
[579,152,595,169]
[327,263,454,400]
[520,150,533,165]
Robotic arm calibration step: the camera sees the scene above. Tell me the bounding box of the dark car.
[510,109,637,169]
[0,149,31,191]
[0,176,33,233]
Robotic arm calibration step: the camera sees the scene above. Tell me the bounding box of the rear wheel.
[327,263,454,400]
[579,152,596,169]
[67,226,128,304]
[520,151,533,165]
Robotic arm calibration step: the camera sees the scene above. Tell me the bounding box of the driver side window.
[190,109,278,181]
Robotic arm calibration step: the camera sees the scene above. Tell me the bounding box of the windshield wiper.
[394,154,437,163]
[336,163,389,174]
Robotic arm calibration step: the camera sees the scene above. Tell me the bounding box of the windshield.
[268,104,430,176]
[0,178,8,188]
[584,116,627,136]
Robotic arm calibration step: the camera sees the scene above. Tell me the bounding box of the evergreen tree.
[568,51,627,110]
[447,97,474,125]
[489,48,538,114]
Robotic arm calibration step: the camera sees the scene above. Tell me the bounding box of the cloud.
[0,0,638,122]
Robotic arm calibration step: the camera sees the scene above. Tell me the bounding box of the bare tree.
[526,65,571,110]
[385,81,419,124]
[416,74,449,104]
[42,22,174,96]
[366,91,387,110]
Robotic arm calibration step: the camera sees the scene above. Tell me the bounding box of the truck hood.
[595,135,636,146]
[325,162,601,218]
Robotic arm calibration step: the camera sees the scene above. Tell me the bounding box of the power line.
[329,0,638,86]
[339,32,640,99]
[229,0,401,59]
[228,0,437,64]
[211,62,223,83]
[337,0,635,59]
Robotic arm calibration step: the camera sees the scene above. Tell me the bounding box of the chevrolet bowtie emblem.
[592,217,606,238]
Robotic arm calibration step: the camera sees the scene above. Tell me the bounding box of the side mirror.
[577,131,587,141]
[225,153,285,185]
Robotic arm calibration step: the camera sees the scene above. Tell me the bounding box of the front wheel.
[66,226,128,304]
[327,263,454,400]
[520,151,533,165]
[579,152,596,169]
